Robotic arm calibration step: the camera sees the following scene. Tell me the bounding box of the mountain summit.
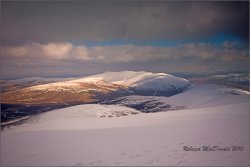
[76,71,191,96]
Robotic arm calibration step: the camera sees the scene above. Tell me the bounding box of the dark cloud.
[1,1,249,45]
[1,1,249,79]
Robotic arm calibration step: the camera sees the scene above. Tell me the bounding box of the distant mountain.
[0,77,76,93]
[1,71,191,105]
[175,72,249,90]
[77,71,191,96]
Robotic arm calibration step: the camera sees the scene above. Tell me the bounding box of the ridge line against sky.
[0,1,249,79]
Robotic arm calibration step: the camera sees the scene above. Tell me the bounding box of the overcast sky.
[1,1,249,79]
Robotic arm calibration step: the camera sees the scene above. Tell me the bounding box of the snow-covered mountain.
[0,71,191,105]
[1,71,191,124]
[75,71,191,96]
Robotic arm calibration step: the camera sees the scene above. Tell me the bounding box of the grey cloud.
[1,42,90,60]
[2,43,248,63]
[1,41,248,79]
[1,1,249,45]
[1,52,247,80]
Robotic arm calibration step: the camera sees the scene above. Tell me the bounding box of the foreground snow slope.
[1,102,249,166]
[2,104,141,131]
[1,84,249,166]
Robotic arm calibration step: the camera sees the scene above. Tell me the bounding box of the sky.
[0,1,249,79]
